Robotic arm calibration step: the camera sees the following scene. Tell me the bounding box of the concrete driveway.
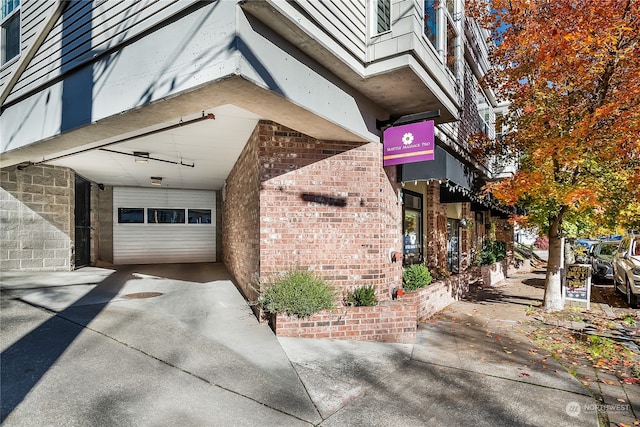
[1,264,599,426]
[1,263,320,426]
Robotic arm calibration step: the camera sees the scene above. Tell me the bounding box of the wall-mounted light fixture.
[150,176,163,186]
[134,151,149,163]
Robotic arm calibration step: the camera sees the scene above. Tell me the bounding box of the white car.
[590,241,619,282]
[613,234,640,308]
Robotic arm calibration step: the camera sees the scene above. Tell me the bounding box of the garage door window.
[148,208,185,224]
[188,209,211,224]
[118,208,144,223]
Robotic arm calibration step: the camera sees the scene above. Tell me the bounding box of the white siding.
[113,187,216,265]
[7,0,199,102]
[296,0,367,59]
[0,0,56,90]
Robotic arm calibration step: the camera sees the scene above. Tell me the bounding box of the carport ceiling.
[48,104,260,190]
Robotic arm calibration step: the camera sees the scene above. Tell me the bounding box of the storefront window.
[403,191,423,265]
[447,218,460,273]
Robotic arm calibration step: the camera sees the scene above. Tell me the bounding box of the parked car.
[575,238,600,263]
[589,241,619,283]
[613,234,640,308]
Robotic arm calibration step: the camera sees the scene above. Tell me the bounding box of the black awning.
[400,145,478,191]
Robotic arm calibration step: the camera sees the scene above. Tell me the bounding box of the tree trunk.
[543,214,565,311]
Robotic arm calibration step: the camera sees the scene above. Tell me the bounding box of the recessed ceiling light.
[150,176,163,186]
[134,151,149,163]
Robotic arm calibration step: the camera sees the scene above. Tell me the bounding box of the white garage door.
[113,187,216,264]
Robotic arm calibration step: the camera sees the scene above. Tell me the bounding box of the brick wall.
[273,271,481,344]
[402,273,474,321]
[257,121,402,306]
[0,164,74,270]
[223,124,262,303]
[275,303,417,343]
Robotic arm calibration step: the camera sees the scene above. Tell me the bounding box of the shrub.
[478,240,507,266]
[259,268,335,318]
[402,264,432,291]
[345,285,378,307]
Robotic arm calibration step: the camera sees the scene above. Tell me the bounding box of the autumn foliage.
[468,0,640,309]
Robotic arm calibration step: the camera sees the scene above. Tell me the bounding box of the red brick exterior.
[275,303,417,344]
[223,125,262,303]
[223,120,512,342]
[223,120,403,310]
[257,121,402,305]
[273,271,481,344]
[402,272,478,322]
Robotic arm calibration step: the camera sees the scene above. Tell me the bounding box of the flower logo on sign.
[402,133,414,146]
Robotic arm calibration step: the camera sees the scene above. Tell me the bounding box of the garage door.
[113,187,216,264]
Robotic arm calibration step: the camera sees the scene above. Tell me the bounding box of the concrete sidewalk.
[280,271,599,426]
[1,264,602,426]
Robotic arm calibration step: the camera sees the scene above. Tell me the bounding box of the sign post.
[563,264,592,309]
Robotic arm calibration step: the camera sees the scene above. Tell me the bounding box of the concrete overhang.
[240,0,459,124]
[0,76,371,190]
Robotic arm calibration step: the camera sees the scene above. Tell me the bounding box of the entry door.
[74,175,91,268]
[447,218,460,273]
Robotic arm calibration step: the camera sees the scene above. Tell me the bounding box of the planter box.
[271,273,475,343]
[273,302,417,344]
[402,273,472,322]
[481,259,509,286]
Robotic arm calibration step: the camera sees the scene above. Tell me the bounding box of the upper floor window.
[375,0,391,34]
[1,0,19,65]
[424,0,459,76]
[424,0,438,45]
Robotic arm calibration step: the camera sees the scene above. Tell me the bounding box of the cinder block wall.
[0,165,74,270]
[257,121,402,304]
[95,185,113,264]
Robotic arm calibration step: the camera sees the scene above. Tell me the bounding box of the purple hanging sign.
[383,120,435,166]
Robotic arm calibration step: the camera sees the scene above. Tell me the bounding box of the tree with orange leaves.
[469,0,640,310]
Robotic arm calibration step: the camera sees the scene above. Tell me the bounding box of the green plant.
[345,285,378,307]
[259,268,335,318]
[586,335,618,360]
[402,264,432,291]
[478,240,507,266]
[622,315,637,327]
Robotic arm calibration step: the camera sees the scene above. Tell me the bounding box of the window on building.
[447,218,460,273]
[1,0,19,65]
[446,20,457,74]
[376,0,391,33]
[403,190,423,265]
[148,208,186,224]
[424,0,438,46]
[424,0,459,76]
